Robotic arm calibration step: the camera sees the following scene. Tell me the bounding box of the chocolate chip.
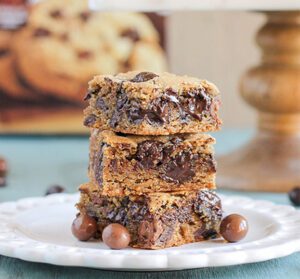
[45,185,65,195]
[135,140,164,169]
[72,214,97,241]
[79,11,91,22]
[102,223,131,249]
[95,97,108,111]
[77,50,93,59]
[131,72,158,83]
[0,177,6,187]
[83,114,96,127]
[289,187,300,206]
[0,157,8,177]
[49,9,63,19]
[121,28,140,42]
[220,214,248,243]
[33,28,51,37]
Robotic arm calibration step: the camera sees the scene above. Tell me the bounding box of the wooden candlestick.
[218,11,300,192]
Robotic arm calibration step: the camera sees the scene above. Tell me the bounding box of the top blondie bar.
[84,71,221,135]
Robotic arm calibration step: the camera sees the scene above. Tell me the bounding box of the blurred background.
[0,0,264,132]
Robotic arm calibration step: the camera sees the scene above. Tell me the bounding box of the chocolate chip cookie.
[13,0,166,103]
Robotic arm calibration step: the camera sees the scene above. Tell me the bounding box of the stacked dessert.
[73,71,223,249]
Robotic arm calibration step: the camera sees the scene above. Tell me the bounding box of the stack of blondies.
[75,71,223,249]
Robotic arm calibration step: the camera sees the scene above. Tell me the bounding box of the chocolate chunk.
[194,225,217,240]
[33,28,51,37]
[45,185,65,195]
[126,105,145,125]
[95,97,108,111]
[181,89,210,120]
[110,90,128,127]
[94,143,105,187]
[79,11,91,22]
[77,50,93,59]
[83,114,96,127]
[160,151,195,184]
[121,28,140,42]
[131,72,158,83]
[49,9,63,19]
[135,140,164,169]
[138,219,165,245]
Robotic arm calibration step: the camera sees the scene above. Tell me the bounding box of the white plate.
[0,193,300,271]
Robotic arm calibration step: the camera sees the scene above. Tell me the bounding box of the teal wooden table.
[0,129,298,279]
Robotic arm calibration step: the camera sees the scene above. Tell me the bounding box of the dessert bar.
[89,129,216,195]
[84,71,221,135]
[77,183,223,249]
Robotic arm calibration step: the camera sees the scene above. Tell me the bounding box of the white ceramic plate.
[0,193,300,271]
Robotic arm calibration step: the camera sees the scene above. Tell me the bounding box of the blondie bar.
[83,71,221,135]
[89,129,216,195]
[77,183,222,249]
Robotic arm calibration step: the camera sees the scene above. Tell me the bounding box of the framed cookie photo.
[0,0,167,134]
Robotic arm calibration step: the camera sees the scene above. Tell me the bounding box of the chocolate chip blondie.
[89,129,216,196]
[77,183,222,249]
[84,71,221,135]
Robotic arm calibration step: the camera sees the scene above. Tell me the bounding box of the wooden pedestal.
[218,11,300,192]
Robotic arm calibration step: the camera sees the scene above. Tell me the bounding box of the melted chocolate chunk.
[131,72,158,83]
[83,114,96,127]
[49,9,63,19]
[121,28,140,42]
[79,11,91,22]
[127,138,205,184]
[179,89,210,121]
[77,50,93,59]
[109,85,211,128]
[135,140,164,169]
[94,143,105,187]
[33,28,51,37]
[160,151,195,184]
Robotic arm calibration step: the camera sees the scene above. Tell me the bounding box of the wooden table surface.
[0,129,299,279]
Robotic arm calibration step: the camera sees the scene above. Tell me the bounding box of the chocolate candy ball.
[220,214,248,243]
[72,214,97,241]
[45,185,65,195]
[0,157,8,177]
[289,187,300,206]
[102,223,130,249]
